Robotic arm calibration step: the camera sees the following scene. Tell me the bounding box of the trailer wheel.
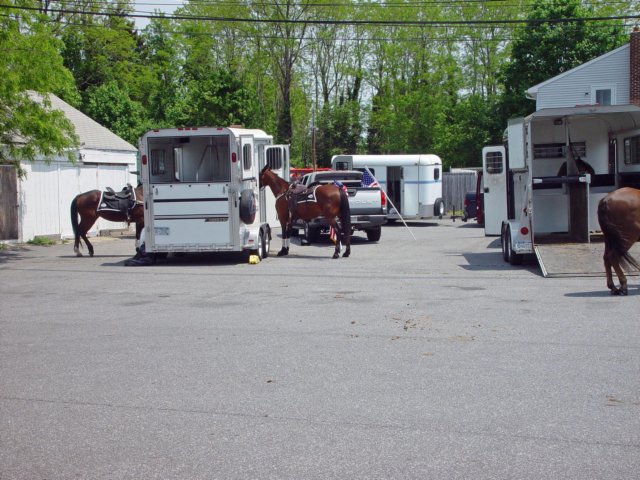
[434,198,445,219]
[501,225,509,262]
[261,228,270,258]
[366,226,382,242]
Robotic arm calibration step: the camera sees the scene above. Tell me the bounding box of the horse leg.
[277,222,290,256]
[330,220,341,259]
[612,258,628,296]
[78,216,96,257]
[603,250,617,294]
[342,231,351,258]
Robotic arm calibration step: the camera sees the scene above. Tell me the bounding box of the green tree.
[501,0,628,118]
[0,7,79,170]
[84,81,145,144]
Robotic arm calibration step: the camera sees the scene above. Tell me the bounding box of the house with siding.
[526,28,640,111]
[0,93,137,243]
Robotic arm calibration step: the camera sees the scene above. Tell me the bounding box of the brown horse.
[597,187,640,295]
[259,165,351,259]
[70,185,144,257]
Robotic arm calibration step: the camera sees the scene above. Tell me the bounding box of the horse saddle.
[98,184,137,218]
[104,185,135,200]
[285,184,318,222]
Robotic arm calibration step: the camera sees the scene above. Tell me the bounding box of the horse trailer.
[331,154,445,220]
[483,104,640,275]
[139,127,289,259]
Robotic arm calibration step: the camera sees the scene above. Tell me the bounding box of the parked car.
[462,191,477,222]
[462,171,485,225]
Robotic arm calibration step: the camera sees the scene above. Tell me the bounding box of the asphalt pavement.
[1,219,639,479]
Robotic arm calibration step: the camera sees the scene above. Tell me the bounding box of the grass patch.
[27,236,57,246]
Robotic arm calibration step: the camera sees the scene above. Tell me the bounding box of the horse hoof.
[277,248,289,257]
[342,252,350,258]
[332,253,339,259]
[611,288,621,296]
[75,252,83,257]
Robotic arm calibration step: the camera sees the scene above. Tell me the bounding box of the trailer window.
[534,142,586,159]
[434,167,440,180]
[485,151,503,174]
[266,148,283,170]
[243,144,252,170]
[624,136,640,165]
[151,150,166,175]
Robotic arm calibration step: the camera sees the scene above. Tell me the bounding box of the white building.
[1,93,137,242]
[526,30,639,110]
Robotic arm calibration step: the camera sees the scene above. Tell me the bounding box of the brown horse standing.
[70,185,144,257]
[597,187,640,295]
[259,165,351,259]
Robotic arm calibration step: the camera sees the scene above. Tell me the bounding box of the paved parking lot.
[1,220,639,479]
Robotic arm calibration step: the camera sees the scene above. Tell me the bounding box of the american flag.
[362,169,379,188]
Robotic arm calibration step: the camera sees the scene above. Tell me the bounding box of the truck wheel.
[434,199,445,219]
[303,222,319,243]
[366,226,382,242]
[255,231,264,260]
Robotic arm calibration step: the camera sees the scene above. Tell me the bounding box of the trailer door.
[261,145,290,225]
[482,146,508,236]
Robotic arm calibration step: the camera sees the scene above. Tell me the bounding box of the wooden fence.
[443,171,478,214]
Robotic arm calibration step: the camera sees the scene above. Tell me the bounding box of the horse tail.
[339,188,351,244]
[597,197,640,272]
[70,195,79,238]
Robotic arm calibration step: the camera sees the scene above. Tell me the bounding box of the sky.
[133,0,181,29]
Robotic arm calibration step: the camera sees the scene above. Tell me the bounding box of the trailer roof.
[333,154,442,166]
[528,104,640,132]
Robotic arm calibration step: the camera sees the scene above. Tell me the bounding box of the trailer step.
[534,242,640,278]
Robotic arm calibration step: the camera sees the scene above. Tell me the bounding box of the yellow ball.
[249,255,260,264]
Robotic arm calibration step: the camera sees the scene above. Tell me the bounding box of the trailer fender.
[240,189,257,224]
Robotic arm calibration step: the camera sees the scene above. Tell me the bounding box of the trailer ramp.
[535,241,640,278]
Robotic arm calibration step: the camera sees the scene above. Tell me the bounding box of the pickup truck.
[293,170,387,242]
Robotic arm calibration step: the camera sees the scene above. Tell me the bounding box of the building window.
[624,135,640,165]
[591,85,616,106]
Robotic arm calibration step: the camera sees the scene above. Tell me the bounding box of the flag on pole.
[361,169,379,188]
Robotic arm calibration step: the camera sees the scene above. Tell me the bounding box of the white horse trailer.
[331,154,444,220]
[139,127,289,258]
[483,105,640,275]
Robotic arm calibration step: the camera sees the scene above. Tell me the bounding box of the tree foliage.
[2,0,636,171]
[0,6,79,169]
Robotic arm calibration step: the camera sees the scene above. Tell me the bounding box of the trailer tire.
[261,228,270,258]
[239,189,257,225]
[434,198,445,219]
[501,225,509,262]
